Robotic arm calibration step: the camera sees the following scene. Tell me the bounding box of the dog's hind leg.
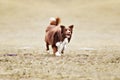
[52,45,59,56]
[46,43,50,53]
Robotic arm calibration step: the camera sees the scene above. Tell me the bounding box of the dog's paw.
[55,52,61,56]
[46,50,50,54]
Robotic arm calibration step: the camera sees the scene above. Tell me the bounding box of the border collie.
[45,17,74,56]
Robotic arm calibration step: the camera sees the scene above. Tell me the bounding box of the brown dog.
[45,17,74,56]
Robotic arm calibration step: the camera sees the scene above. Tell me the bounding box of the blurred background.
[0,0,120,51]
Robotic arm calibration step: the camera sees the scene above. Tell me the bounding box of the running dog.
[45,17,74,56]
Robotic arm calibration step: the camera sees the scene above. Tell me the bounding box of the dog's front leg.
[55,38,68,56]
[55,42,62,56]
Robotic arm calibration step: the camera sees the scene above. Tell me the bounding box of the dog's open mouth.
[66,33,71,38]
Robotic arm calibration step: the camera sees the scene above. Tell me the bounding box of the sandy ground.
[0,0,120,80]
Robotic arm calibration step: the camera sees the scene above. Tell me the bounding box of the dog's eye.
[68,28,71,30]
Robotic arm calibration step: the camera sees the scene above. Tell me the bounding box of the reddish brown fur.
[45,17,74,55]
[46,17,60,32]
[49,17,61,26]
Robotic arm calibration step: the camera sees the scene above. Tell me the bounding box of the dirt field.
[0,0,120,80]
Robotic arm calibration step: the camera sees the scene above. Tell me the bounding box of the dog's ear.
[69,25,74,29]
[60,25,65,33]
[69,25,74,33]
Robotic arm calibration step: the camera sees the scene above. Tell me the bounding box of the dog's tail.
[49,17,60,26]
